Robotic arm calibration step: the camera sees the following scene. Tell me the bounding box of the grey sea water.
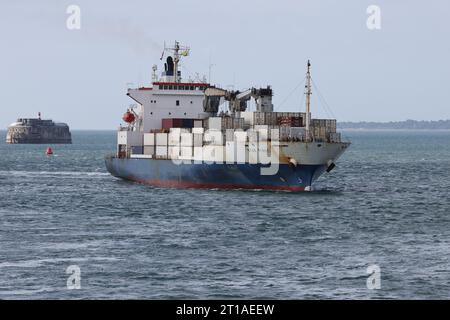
[0,130,449,299]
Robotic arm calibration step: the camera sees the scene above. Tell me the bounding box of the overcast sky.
[1,0,449,129]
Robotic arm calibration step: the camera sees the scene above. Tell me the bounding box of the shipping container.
[207,117,222,130]
[247,129,259,142]
[269,126,280,141]
[203,129,223,145]
[143,146,155,155]
[131,146,143,155]
[277,116,303,127]
[233,117,245,129]
[193,120,203,128]
[117,131,142,146]
[248,141,258,164]
[290,127,306,140]
[182,118,194,128]
[180,132,193,147]
[168,146,180,159]
[225,129,234,142]
[193,133,203,147]
[254,125,269,141]
[328,132,341,143]
[156,146,167,157]
[156,133,168,146]
[180,146,193,158]
[193,146,203,161]
[203,145,224,162]
[168,130,180,146]
[222,117,230,129]
[241,111,255,125]
[143,133,155,146]
[162,118,183,129]
[192,127,204,134]
[280,126,290,140]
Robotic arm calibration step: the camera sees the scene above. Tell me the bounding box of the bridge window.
[176,100,180,106]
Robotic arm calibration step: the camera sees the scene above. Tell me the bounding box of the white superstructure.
[125,42,208,133]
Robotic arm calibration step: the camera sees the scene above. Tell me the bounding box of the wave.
[0,256,121,269]
[0,170,109,177]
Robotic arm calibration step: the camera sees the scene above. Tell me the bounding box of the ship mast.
[163,41,190,83]
[305,60,312,142]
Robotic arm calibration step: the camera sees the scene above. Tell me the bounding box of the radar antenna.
[162,41,190,83]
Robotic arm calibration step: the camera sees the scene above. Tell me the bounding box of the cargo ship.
[6,113,72,144]
[105,41,350,191]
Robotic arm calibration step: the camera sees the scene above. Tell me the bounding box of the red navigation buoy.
[46,147,53,155]
[122,111,135,123]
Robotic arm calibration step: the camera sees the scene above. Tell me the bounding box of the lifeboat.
[122,111,135,123]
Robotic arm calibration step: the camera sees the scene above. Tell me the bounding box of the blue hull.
[105,156,327,191]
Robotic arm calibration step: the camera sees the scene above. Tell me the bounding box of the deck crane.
[203,86,274,115]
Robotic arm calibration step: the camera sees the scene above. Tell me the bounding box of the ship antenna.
[305,60,312,142]
[163,40,190,83]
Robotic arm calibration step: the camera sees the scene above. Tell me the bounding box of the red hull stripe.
[129,178,305,192]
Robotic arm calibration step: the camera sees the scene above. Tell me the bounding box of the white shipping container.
[156,146,167,157]
[269,126,280,141]
[193,146,203,161]
[225,129,234,142]
[254,125,269,141]
[207,117,222,130]
[241,111,254,125]
[180,146,193,158]
[168,131,181,146]
[234,131,247,143]
[192,127,204,134]
[156,133,168,146]
[204,129,223,145]
[225,141,235,163]
[168,146,180,159]
[180,133,193,147]
[194,120,203,128]
[117,130,142,146]
[248,141,258,164]
[247,129,259,142]
[143,146,155,155]
[193,133,203,147]
[143,133,155,146]
[203,145,224,163]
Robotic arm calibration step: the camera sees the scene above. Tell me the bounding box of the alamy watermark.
[66,5,81,30]
[366,5,381,30]
[66,265,81,289]
[366,264,381,290]
[168,128,281,176]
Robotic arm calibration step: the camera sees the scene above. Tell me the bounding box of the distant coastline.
[338,120,450,130]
